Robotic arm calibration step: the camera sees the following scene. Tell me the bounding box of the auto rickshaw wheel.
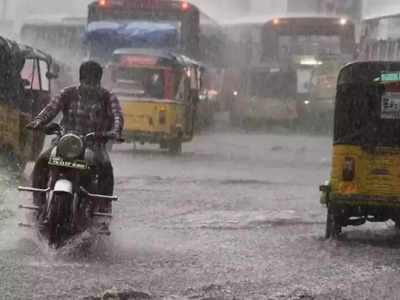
[325,204,342,239]
[168,140,182,154]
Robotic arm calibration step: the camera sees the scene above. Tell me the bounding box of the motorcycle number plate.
[49,157,88,170]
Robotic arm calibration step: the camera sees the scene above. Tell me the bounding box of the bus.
[223,15,356,127]
[86,0,223,65]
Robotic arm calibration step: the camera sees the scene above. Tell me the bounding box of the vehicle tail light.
[342,157,355,181]
[159,110,167,125]
[181,1,190,10]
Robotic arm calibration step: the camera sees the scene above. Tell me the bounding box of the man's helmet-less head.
[79,61,103,86]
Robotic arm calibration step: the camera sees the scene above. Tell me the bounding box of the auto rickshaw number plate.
[381,72,400,81]
[381,92,400,119]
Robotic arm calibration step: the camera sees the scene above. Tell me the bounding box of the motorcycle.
[18,123,119,248]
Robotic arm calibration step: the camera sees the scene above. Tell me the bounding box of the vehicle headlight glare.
[58,134,84,160]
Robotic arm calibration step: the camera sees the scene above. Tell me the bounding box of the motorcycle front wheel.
[48,192,72,248]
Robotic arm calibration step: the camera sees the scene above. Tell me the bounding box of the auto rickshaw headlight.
[342,157,355,181]
[58,134,84,160]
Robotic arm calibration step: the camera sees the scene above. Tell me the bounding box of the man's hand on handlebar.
[26,119,42,130]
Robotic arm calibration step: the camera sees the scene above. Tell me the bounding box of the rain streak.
[2,1,400,299]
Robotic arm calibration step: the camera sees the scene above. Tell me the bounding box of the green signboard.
[381,73,400,82]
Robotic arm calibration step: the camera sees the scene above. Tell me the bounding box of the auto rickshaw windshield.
[114,67,166,99]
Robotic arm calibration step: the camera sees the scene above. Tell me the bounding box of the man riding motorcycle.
[27,61,124,221]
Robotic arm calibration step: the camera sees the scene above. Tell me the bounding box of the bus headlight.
[58,134,84,160]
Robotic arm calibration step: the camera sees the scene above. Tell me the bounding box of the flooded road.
[1,132,400,299]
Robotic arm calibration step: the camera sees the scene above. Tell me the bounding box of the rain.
[1,0,400,299]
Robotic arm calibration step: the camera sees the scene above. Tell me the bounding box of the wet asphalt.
[1,130,400,299]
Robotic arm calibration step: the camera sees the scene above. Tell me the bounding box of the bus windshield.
[84,20,181,62]
[262,18,355,61]
[87,0,200,59]
[279,35,342,56]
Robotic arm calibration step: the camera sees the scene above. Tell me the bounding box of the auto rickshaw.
[321,61,400,238]
[104,48,201,153]
[0,36,57,167]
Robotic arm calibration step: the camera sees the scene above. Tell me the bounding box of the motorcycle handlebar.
[27,123,124,143]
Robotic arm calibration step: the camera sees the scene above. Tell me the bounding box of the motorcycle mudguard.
[54,179,73,194]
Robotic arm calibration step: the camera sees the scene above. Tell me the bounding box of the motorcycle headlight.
[58,134,84,160]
